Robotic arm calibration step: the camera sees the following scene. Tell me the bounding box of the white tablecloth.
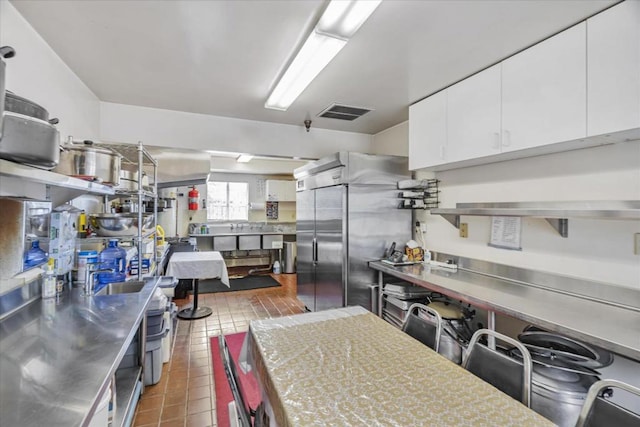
[166,251,229,286]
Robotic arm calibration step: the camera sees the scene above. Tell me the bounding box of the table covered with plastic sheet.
[239,306,555,427]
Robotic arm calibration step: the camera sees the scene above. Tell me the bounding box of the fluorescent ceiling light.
[317,0,382,39]
[265,0,381,111]
[236,154,254,163]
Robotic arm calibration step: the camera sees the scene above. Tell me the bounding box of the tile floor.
[132,273,303,427]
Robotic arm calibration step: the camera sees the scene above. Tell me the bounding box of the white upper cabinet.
[409,90,447,170]
[447,64,502,162]
[266,180,296,201]
[502,23,587,152]
[587,0,640,136]
[408,2,636,172]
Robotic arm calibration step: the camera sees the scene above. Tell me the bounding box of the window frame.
[206,181,249,222]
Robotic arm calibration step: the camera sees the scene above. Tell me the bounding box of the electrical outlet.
[459,223,468,238]
[635,233,640,255]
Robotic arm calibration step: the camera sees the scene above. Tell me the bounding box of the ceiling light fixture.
[236,154,254,163]
[265,0,381,111]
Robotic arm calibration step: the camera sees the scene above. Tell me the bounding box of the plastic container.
[24,240,47,269]
[97,239,127,285]
[118,337,138,369]
[77,250,98,284]
[42,259,57,299]
[144,318,169,386]
[157,276,178,298]
[146,308,165,335]
[273,260,281,274]
[162,310,172,363]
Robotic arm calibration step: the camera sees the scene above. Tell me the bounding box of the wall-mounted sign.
[266,201,279,220]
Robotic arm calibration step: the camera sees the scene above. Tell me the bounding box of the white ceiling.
[11,0,616,135]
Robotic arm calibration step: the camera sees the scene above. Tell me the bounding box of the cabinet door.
[502,22,587,152]
[587,1,640,136]
[447,64,502,162]
[408,90,447,170]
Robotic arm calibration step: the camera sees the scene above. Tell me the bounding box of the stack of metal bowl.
[90,213,153,237]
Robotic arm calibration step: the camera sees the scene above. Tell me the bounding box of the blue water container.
[24,240,48,269]
[97,239,127,286]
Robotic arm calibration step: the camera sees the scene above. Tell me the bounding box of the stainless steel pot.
[0,46,16,141]
[0,111,60,169]
[425,301,476,364]
[514,327,611,427]
[4,91,58,123]
[530,360,600,427]
[55,140,121,186]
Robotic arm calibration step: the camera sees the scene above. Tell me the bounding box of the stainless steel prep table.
[369,261,640,361]
[0,277,159,427]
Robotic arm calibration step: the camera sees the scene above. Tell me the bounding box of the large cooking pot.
[55,139,121,186]
[425,301,476,364]
[519,329,614,369]
[0,46,16,141]
[0,110,60,169]
[511,347,601,427]
[514,327,613,427]
[1,90,60,169]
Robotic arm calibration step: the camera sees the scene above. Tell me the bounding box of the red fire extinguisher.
[188,186,199,210]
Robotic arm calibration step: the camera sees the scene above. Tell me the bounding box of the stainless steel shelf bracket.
[545,218,569,238]
[441,214,461,229]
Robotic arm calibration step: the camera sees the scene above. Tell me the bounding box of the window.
[207,181,249,221]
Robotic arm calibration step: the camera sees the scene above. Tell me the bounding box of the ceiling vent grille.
[317,103,372,121]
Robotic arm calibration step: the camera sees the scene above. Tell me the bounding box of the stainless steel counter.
[369,261,640,361]
[0,277,159,426]
[189,231,285,237]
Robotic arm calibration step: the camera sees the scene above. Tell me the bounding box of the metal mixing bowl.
[90,213,153,237]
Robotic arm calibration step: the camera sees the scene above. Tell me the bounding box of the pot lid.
[64,140,122,157]
[519,331,614,368]
[427,301,464,319]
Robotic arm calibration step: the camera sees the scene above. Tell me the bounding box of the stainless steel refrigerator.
[294,152,411,312]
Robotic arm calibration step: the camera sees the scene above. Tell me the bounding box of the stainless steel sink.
[95,281,145,296]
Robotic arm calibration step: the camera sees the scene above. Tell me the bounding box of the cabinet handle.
[440,146,445,160]
[503,130,511,147]
[312,237,318,264]
[492,132,500,150]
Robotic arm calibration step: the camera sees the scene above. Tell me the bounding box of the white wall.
[371,121,408,156]
[0,1,100,141]
[416,140,640,289]
[100,102,373,159]
[157,172,295,238]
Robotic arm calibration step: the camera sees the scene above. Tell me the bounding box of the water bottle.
[273,260,281,274]
[97,239,127,286]
[24,240,48,269]
[42,259,57,299]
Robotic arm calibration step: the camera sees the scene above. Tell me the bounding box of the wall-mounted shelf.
[431,201,640,237]
[0,158,115,205]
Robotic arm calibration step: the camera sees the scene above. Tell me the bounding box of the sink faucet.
[84,265,115,296]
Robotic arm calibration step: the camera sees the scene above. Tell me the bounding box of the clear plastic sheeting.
[240,307,554,427]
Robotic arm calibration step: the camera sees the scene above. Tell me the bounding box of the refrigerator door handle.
[312,237,318,264]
